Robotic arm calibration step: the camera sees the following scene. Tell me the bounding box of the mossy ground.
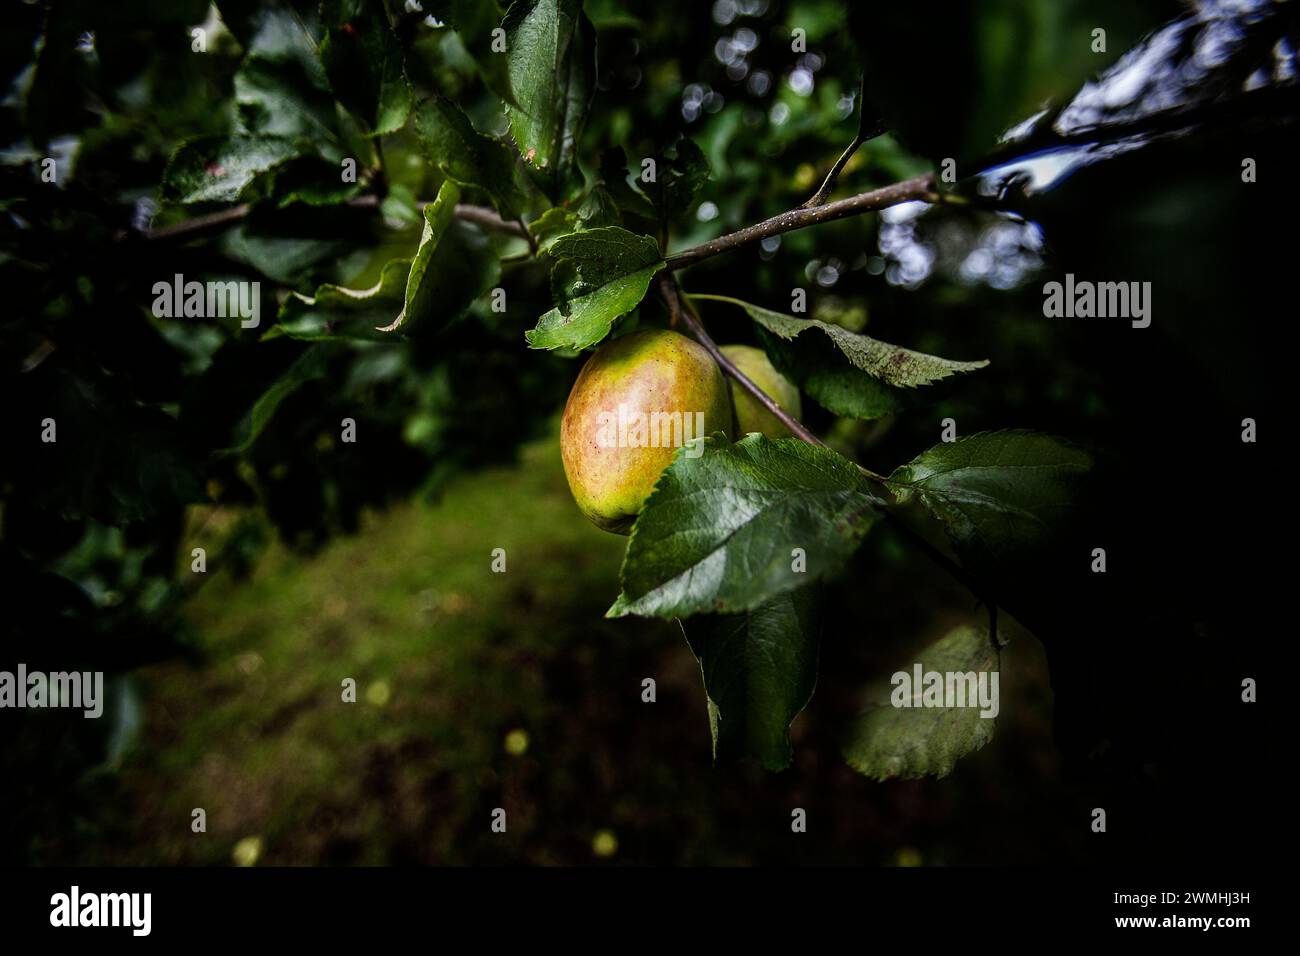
[71,427,1068,866]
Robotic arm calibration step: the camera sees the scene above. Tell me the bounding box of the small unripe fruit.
[719,344,802,438]
[560,329,732,534]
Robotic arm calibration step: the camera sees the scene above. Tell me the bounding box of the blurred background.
[1,0,1287,865]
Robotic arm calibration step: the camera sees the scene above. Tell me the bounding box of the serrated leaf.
[267,258,412,341]
[525,227,663,350]
[556,7,594,173]
[642,136,710,224]
[608,435,883,618]
[888,430,1093,579]
[504,0,594,183]
[398,179,458,324]
[429,0,518,107]
[756,326,915,421]
[695,294,989,388]
[597,148,658,222]
[163,135,301,203]
[525,264,660,350]
[234,8,340,148]
[383,181,501,335]
[843,625,999,781]
[321,0,412,135]
[548,226,660,286]
[575,185,622,229]
[413,96,525,217]
[680,584,821,771]
[528,206,578,251]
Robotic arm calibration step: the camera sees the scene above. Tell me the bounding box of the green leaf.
[383,181,501,335]
[504,0,595,183]
[413,96,525,217]
[269,156,366,208]
[234,8,340,149]
[398,179,458,324]
[162,135,300,203]
[528,206,579,252]
[218,223,351,286]
[695,294,989,388]
[843,625,1000,781]
[680,585,821,771]
[225,344,334,453]
[756,326,915,421]
[608,435,883,618]
[642,136,710,224]
[575,185,622,229]
[268,258,412,341]
[525,265,660,350]
[596,148,658,222]
[321,0,412,135]
[525,227,663,350]
[429,0,518,107]
[546,226,660,286]
[888,430,1093,586]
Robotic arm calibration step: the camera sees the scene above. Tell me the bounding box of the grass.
[101,432,688,865]
[67,425,1071,867]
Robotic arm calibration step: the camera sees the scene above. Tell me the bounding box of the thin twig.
[135,196,528,243]
[659,273,829,450]
[516,215,539,254]
[141,204,251,241]
[666,174,934,270]
[451,204,529,239]
[802,74,888,208]
[801,131,868,209]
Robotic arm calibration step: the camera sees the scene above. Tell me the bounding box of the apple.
[718,344,802,438]
[560,329,732,533]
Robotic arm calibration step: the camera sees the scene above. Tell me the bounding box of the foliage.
[0,0,1288,825]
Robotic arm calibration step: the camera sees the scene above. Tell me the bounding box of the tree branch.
[657,272,832,453]
[665,173,935,270]
[140,204,251,241]
[450,204,527,239]
[134,196,529,243]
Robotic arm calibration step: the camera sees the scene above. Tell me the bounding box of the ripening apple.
[560,329,732,534]
[718,344,802,438]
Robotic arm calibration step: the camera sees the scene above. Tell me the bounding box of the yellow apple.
[718,344,802,438]
[560,329,732,533]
